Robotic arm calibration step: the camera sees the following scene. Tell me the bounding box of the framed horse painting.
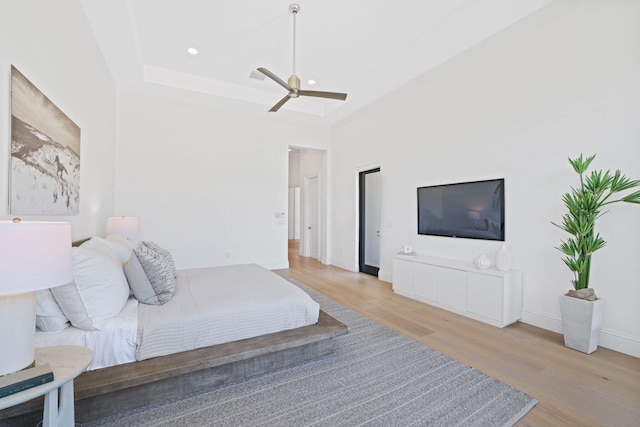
[10,65,80,215]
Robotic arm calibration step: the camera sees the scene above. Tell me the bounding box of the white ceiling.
[81,0,555,123]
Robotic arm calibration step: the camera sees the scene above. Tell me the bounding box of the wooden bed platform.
[0,310,348,426]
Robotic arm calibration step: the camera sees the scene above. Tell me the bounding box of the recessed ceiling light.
[186,47,199,55]
[307,79,316,85]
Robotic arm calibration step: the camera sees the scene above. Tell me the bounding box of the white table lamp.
[0,220,72,376]
[106,216,139,239]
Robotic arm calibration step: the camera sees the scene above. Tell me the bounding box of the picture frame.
[10,65,81,215]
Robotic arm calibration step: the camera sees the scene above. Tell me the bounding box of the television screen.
[417,179,504,241]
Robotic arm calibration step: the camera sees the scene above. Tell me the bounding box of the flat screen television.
[417,178,504,241]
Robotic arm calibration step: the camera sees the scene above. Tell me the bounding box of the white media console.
[393,253,522,328]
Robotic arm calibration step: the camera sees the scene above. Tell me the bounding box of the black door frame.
[359,168,380,276]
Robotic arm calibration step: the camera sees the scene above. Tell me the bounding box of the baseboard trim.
[266,261,289,270]
[520,309,640,358]
[520,309,562,334]
[331,258,358,273]
[378,269,392,283]
[598,328,640,358]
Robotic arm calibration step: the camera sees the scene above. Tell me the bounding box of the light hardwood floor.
[275,241,640,427]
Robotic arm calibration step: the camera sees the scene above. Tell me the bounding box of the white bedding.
[35,264,319,370]
[35,297,138,370]
[136,264,320,360]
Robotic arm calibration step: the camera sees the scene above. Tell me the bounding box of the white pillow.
[107,233,138,251]
[51,246,130,330]
[36,289,70,332]
[51,280,95,330]
[88,236,132,264]
[123,253,160,305]
[100,236,162,304]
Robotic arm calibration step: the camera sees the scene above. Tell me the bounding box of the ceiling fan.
[258,3,347,112]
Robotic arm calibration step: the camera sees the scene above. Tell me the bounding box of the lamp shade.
[0,221,73,295]
[0,220,72,375]
[106,216,139,238]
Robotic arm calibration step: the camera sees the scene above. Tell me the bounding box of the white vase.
[473,254,491,270]
[495,243,512,271]
[558,294,605,354]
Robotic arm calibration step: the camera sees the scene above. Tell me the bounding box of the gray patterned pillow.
[142,241,176,276]
[134,243,176,305]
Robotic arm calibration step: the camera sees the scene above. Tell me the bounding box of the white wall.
[288,150,301,188]
[0,0,116,240]
[115,90,330,270]
[330,0,640,357]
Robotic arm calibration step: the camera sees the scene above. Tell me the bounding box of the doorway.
[305,174,320,260]
[359,168,381,276]
[288,147,325,264]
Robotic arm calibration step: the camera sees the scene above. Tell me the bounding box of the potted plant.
[553,154,640,353]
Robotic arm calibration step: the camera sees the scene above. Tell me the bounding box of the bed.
[34,261,321,371]
[0,236,347,425]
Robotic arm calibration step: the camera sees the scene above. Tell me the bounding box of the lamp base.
[0,292,37,376]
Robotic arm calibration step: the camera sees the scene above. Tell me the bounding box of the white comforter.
[36,264,319,370]
[135,264,320,360]
[35,297,139,370]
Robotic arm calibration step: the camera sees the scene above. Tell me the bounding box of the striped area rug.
[86,280,536,427]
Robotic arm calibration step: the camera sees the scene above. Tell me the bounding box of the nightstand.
[0,345,93,427]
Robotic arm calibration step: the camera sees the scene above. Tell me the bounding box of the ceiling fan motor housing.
[288,74,300,92]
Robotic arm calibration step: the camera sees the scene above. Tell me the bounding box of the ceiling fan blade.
[298,90,347,101]
[257,68,291,91]
[257,7,348,113]
[269,95,292,112]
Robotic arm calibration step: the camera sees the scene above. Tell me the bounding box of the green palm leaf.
[554,154,639,290]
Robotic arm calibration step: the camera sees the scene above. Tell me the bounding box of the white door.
[307,176,319,259]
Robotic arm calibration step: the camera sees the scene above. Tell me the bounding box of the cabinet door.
[438,267,467,311]
[392,259,414,295]
[414,263,438,301]
[467,272,503,322]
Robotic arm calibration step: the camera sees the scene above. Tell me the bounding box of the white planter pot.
[558,294,605,354]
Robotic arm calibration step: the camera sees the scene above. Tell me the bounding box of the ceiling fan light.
[186,47,198,55]
[307,79,316,85]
